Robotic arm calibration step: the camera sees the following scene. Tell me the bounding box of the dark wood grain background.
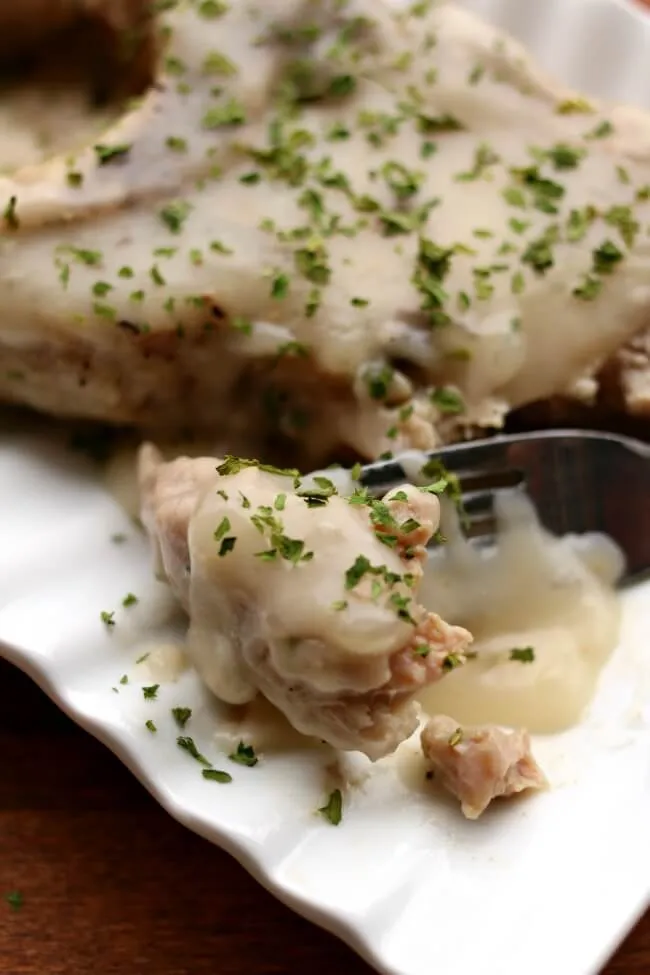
[0,658,647,975]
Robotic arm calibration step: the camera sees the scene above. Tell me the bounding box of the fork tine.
[353,429,650,582]
[433,436,515,474]
[358,436,523,498]
[464,515,498,540]
[461,489,496,520]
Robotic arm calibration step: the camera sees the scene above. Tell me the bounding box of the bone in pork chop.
[2,0,650,460]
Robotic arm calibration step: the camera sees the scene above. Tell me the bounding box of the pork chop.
[2,0,650,461]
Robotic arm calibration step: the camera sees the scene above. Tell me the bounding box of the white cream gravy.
[418,492,624,733]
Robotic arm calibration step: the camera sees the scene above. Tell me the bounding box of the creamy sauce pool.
[418,492,624,733]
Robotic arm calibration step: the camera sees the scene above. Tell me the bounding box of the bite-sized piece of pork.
[139,445,472,759]
[421,714,547,819]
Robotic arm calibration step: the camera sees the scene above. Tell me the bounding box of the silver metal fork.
[356,429,650,584]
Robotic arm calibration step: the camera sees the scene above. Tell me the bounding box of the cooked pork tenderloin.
[2,0,650,459]
[421,714,547,819]
[138,444,472,759]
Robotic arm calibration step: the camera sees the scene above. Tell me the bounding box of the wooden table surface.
[0,658,648,975]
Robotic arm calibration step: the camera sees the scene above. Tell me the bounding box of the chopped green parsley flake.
[443,653,464,671]
[198,0,229,17]
[510,646,535,663]
[605,206,639,248]
[593,239,624,274]
[521,237,555,274]
[231,315,252,334]
[502,186,527,208]
[100,610,115,627]
[210,240,233,255]
[145,719,157,733]
[150,264,166,286]
[214,516,231,542]
[202,98,246,129]
[202,768,233,783]
[573,274,602,301]
[544,143,585,170]
[327,122,350,141]
[216,457,301,482]
[556,97,593,115]
[294,240,331,285]
[585,120,614,140]
[412,645,431,657]
[92,281,112,297]
[160,200,192,233]
[172,707,192,728]
[177,736,211,765]
[329,74,356,98]
[382,161,424,200]
[455,142,499,182]
[468,64,485,85]
[566,206,597,243]
[510,165,565,214]
[318,788,343,825]
[165,55,186,76]
[202,50,237,76]
[417,113,462,135]
[143,684,160,700]
[94,143,131,165]
[218,536,237,557]
[271,273,290,299]
[228,742,258,767]
[166,135,187,152]
[430,386,464,415]
[412,237,453,326]
[364,363,394,401]
[93,302,116,320]
[345,555,371,590]
[511,270,525,295]
[59,245,102,266]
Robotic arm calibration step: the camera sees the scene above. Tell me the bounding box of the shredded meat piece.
[421,715,547,819]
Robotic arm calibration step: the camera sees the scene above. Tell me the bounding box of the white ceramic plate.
[2,3,650,974]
